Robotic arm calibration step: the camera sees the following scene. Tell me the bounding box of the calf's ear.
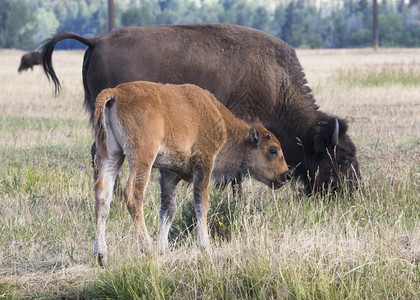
[250,128,261,144]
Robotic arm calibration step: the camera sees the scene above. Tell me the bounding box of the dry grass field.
[0,48,419,299]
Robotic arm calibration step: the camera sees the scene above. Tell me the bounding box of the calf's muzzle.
[272,171,291,189]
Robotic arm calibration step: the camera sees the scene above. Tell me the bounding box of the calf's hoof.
[156,245,168,254]
[197,241,212,255]
[94,253,107,267]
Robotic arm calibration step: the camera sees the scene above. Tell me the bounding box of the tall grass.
[0,48,419,299]
[88,179,419,299]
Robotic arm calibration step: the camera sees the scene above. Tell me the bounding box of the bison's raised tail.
[94,89,115,159]
[40,31,96,96]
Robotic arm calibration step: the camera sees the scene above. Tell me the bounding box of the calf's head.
[248,125,291,189]
[308,117,360,194]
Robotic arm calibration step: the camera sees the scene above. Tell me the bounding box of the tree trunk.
[108,0,115,32]
[373,0,379,50]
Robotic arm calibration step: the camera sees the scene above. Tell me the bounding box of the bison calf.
[94,81,290,265]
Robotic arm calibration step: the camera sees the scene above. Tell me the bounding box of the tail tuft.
[94,90,115,158]
[40,31,96,96]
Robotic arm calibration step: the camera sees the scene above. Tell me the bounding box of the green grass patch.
[397,137,420,153]
[0,282,18,300]
[0,116,87,131]
[334,63,420,87]
[0,144,91,197]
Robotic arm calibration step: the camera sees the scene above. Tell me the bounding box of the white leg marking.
[94,153,123,265]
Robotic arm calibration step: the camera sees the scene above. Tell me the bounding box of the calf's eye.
[269,148,278,155]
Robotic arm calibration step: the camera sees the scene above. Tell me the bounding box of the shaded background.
[0,0,419,50]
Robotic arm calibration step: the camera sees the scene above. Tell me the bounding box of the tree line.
[1,0,419,50]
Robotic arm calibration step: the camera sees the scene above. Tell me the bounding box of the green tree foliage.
[281,0,324,48]
[121,6,154,26]
[1,0,418,50]
[253,6,270,32]
[34,8,60,44]
[58,1,107,37]
[379,12,403,46]
[0,0,38,50]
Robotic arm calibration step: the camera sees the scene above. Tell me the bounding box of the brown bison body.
[18,51,42,72]
[42,24,360,194]
[94,81,290,264]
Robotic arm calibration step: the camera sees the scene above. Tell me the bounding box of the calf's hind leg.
[92,142,122,198]
[94,151,124,266]
[124,150,159,253]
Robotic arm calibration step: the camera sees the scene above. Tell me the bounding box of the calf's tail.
[94,89,115,159]
[40,32,96,95]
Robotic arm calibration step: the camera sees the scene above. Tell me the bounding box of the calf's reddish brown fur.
[93,81,290,265]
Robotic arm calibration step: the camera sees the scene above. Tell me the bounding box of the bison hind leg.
[157,169,182,251]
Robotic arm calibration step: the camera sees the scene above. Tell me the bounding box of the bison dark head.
[303,117,360,195]
[18,61,30,72]
[18,52,41,73]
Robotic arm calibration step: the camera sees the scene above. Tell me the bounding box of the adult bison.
[18,51,42,72]
[41,24,360,194]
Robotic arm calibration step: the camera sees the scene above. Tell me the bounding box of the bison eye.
[341,156,351,164]
[269,147,278,155]
[266,134,272,140]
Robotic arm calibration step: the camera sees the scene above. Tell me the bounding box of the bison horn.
[331,118,339,146]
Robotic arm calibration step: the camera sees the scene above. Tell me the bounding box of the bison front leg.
[231,172,243,199]
[193,166,212,250]
[157,169,181,251]
[94,152,124,266]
